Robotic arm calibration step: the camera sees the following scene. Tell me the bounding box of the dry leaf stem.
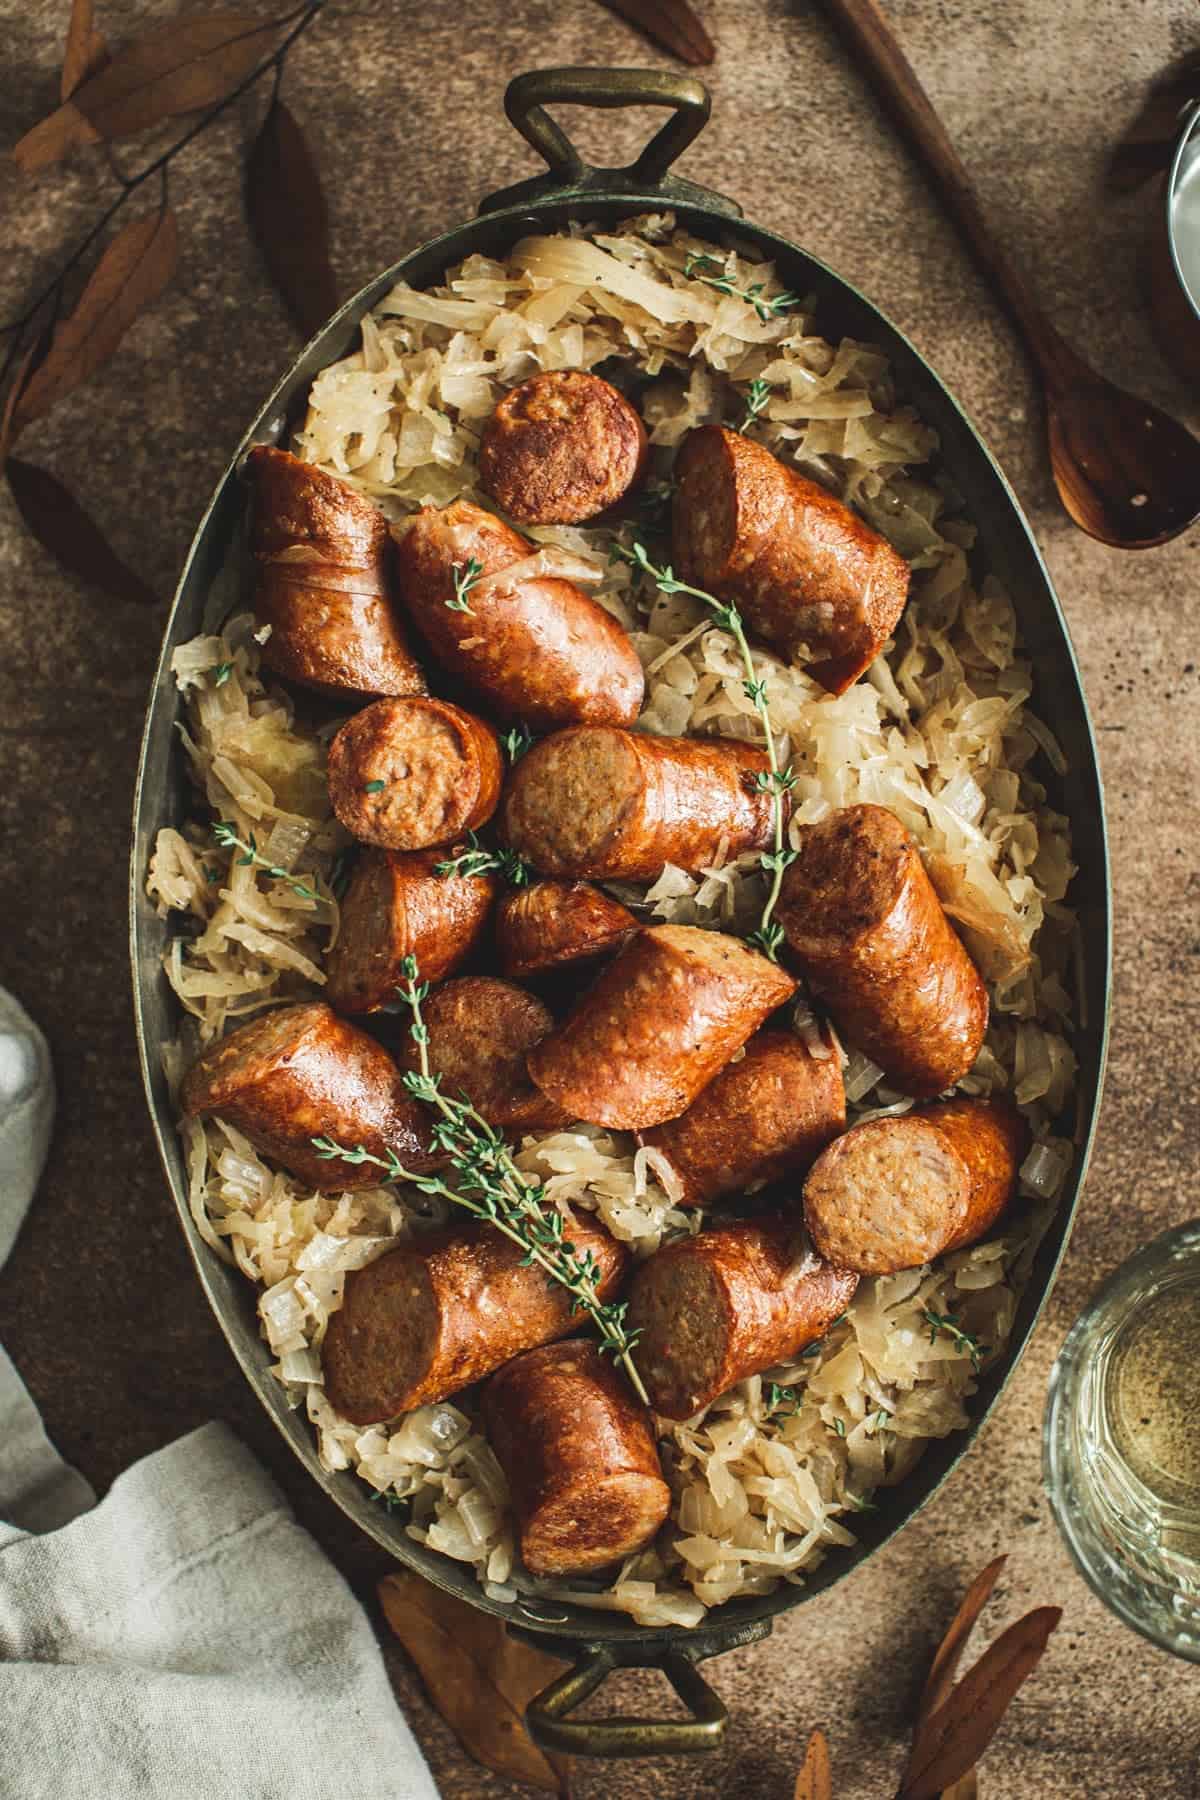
[2,0,320,362]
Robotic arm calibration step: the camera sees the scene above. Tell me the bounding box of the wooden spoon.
[823,0,1200,548]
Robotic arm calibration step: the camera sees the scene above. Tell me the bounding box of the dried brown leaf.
[15,9,283,174]
[61,0,109,102]
[378,1571,572,1794]
[245,97,337,338]
[794,1727,832,1800]
[593,0,715,65]
[13,207,178,433]
[917,1555,1007,1729]
[897,1607,1062,1800]
[5,458,159,605]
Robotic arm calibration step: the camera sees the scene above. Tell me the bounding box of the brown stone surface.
[2,0,1199,1794]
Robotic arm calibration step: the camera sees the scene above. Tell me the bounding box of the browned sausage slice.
[247,447,426,700]
[321,1213,628,1423]
[777,804,988,1098]
[502,726,778,881]
[921,1096,1026,1253]
[179,1000,436,1191]
[802,1097,1024,1275]
[393,499,644,730]
[495,878,639,981]
[526,924,796,1131]
[482,1340,670,1576]
[397,975,571,1133]
[627,1215,858,1420]
[672,425,910,694]
[326,697,503,851]
[325,848,496,1013]
[640,1025,846,1207]
[478,371,649,525]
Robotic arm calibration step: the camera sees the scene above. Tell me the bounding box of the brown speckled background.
[2,1,1199,1794]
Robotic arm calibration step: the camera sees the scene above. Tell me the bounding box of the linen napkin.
[0,987,440,1800]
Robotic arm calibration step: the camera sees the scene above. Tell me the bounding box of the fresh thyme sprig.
[433,830,531,887]
[739,378,772,434]
[447,557,483,613]
[502,723,533,763]
[610,539,796,959]
[684,253,802,323]
[312,955,647,1400]
[923,1308,984,1375]
[766,1381,800,1417]
[211,821,319,902]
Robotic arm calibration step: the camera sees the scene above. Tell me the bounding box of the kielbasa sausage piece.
[393,499,644,730]
[478,370,648,525]
[627,1215,859,1420]
[640,1025,846,1208]
[802,1096,1024,1275]
[495,878,639,982]
[247,447,426,700]
[179,1000,436,1191]
[502,726,777,882]
[327,697,503,851]
[482,1340,670,1576]
[672,425,910,694]
[397,975,570,1133]
[325,848,496,1014]
[526,923,796,1131]
[777,804,988,1098]
[322,1213,628,1424]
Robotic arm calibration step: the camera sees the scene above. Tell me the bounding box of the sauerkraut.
[147,214,1080,1628]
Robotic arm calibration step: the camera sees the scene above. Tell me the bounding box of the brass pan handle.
[479,66,741,216]
[524,1643,729,1758]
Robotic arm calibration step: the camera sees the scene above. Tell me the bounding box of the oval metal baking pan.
[130,67,1111,1758]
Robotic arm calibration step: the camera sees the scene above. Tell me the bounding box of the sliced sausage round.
[502,726,778,881]
[478,370,649,525]
[326,697,503,851]
[495,878,639,982]
[482,1340,670,1576]
[526,923,796,1131]
[393,498,644,730]
[247,447,426,700]
[672,424,911,694]
[921,1096,1026,1253]
[179,1000,436,1191]
[627,1215,859,1420]
[777,803,988,1098]
[325,848,496,1014]
[802,1096,1023,1274]
[640,1024,846,1208]
[397,975,570,1134]
[321,1212,628,1424]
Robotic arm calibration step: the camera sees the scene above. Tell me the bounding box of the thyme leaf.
[362,778,387,795]
[739,377,772,433]
[311,953,647,1402]
[683,253,802,322]
[610,538,794,959]
[502,723,533,763]
[434,829,530,887]
[923,1308,985,1374]
[766,1381,799,1417]
[447,556,483,613]
[211,821,319,902]
[209,660,232,686]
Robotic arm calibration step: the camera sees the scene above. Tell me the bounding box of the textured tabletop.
[2,1,1198,1794]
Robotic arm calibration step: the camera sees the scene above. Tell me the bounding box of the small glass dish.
[1044,1220,1200,1660]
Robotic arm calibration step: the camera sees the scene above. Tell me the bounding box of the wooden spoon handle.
[822,0,1073,381]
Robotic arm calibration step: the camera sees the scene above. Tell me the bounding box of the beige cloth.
[0,988,439,1799]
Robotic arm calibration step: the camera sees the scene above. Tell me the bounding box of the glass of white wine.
[1044,1221,1200,1658]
